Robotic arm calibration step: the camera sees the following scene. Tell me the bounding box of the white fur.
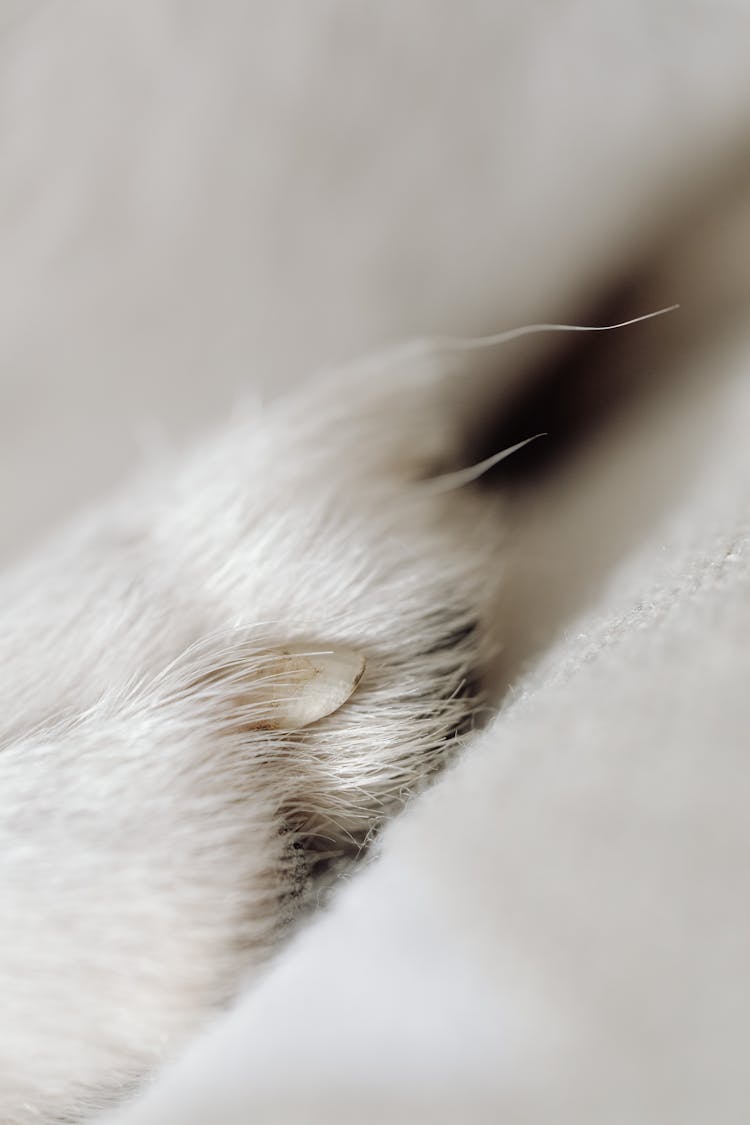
[0,347,505,1123]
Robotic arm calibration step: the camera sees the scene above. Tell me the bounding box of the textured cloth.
[105,319,750,1125]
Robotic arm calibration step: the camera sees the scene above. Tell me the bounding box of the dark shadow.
[456,170,750,697]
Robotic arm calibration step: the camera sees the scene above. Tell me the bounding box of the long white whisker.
[428,304,680,353]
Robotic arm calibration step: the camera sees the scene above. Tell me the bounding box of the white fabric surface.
[104,358,750,1125]
[2,3,749,1123]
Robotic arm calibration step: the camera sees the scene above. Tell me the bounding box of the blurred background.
[2,0,749,565]
[3,6,750,1123]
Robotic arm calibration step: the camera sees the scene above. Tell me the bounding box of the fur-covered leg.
[0,346,505,1122]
